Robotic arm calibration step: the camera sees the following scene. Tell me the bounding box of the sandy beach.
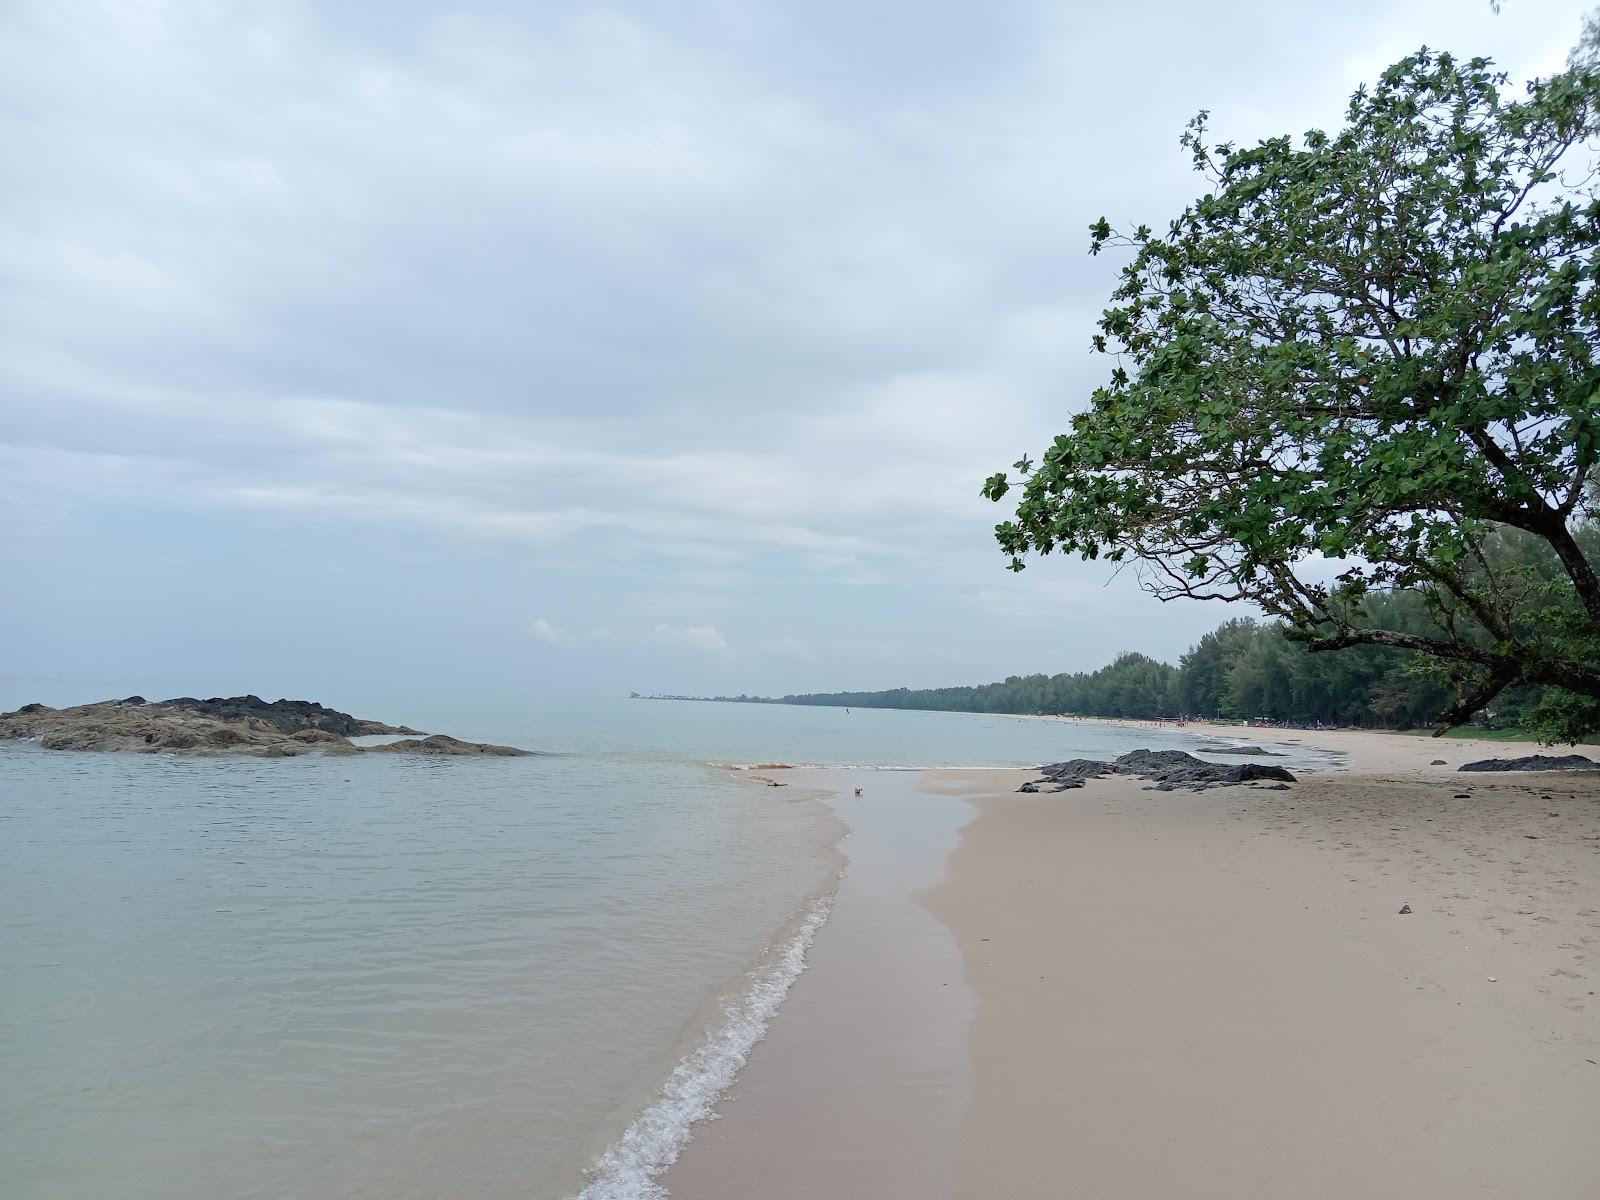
[1013,711,1584,774]
[666,728,1600,1198]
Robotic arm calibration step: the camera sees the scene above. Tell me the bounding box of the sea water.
[0,700,1325,1199]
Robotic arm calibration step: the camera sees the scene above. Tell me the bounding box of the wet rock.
[1195,743,1286,757]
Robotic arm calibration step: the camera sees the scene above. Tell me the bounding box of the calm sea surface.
[0,700,1312,1199]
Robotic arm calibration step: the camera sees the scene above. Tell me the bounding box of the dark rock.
[1430,759,1447,766]
[1398,904,1412,915]
[1035,758,1117,786]
[120,695,146,706]
[1113,749,1296,787]
[1458,754,1598,773]
[156,695,421,737]
[364,734,532,757]
[1030,748,1297,793]
[0,697,525,758]
[1195,743,1286,757]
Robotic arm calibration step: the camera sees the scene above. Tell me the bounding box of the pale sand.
[663,752,1600,1198]
[928,768,1600,1198]
[1020,712,1587,773]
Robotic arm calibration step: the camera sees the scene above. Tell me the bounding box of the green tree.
[983,50,1600,741]
[1178,618,1261,717]
[1226,634,1297,720]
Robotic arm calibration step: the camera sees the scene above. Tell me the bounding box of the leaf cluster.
[985,50,1600,735]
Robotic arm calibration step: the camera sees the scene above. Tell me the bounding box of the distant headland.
[0,695,533,757]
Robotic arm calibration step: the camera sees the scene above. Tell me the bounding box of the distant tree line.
[721,593,1570,731]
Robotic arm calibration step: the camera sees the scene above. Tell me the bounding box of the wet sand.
[663,740,1600,1198]
[660,770,974,1198]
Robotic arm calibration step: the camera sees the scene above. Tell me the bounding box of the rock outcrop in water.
[0,696,533,758]
[1018,748,1297,793]
[154,695,421,737]
[364,734,530,757]
[1458,753,1598,773]
[1192,742,1286,757]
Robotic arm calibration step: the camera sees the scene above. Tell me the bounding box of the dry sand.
[662,731,1600,1198]
[928,767,1600,1198]
[1024,712,1583,773]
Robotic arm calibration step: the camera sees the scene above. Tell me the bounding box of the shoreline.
[655,741,1600,1197]
[657,769,976,1198]
[576,774,850,1200]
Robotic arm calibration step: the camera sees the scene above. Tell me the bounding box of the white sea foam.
[574,895,834,1200]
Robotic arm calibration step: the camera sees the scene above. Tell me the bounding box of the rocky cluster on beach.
[0,695,532,758]
[1458,753,1598,772]
[1019,748,1297,793]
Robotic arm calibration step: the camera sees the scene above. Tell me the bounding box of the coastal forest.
[719,601,1558,731]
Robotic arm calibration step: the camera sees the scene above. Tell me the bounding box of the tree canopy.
[707,608,1480,730]
[983,50,1600,742]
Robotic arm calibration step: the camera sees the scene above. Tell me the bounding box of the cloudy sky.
[1,0,1588,706]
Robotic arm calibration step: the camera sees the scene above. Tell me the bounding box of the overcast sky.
[1,0,1589,707]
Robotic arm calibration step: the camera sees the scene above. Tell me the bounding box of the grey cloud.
[2,0,1589,698]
